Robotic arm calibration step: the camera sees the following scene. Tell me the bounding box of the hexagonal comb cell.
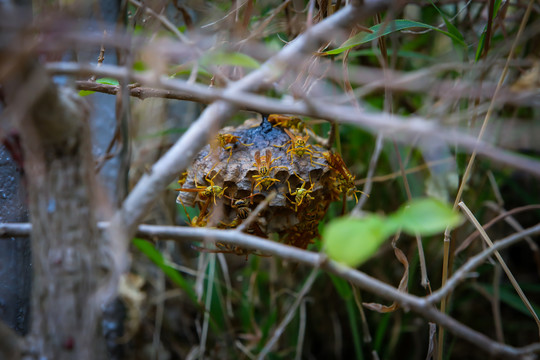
[176,114,350,253]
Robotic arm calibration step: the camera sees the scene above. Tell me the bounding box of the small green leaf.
[169,66,212,79]
[348,48,435,62]
[329,273,352,300]
[78,90,95,96]
[79,78,120,96]
[428,0,465,46]
[474,32,487,62]
[133,238,198,304]
[474,0,503,61]
[390,198,461,236]
[133,60,147,72]
[324,19,465,55]
[96,77,119,86]
[323,215,388,267]
[481,283,540,318]
[201,51,260,69]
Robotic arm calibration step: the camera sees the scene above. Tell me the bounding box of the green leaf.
[201,51,260,69]
[427,0,466,60]
[323,215,389,267]
[133,60,147,72]
[348,48,435,62]
[78,90,95,96]
[78,77,120,96]
[96,77,119,86]
[474,0,503,61]
[169,66,212,79]
[324,19,465,55]
[346,297,364,359]
[323,198,461,267]
[389,198,461,236]
[474,32,487,62]
[329,273,352,300]
[428,0,465,48]
[132,238,198,305]
[481,284,540,318]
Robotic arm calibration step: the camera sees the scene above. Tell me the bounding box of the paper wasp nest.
[177,115,337,250]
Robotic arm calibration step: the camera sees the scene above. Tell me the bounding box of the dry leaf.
[363,239,409,313]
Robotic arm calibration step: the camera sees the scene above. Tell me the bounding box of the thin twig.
[351,287,373,343]
[128,0,191,44]
[428,223,540,304]
[256,269,319,359]
[235,191,277,233]
[483,202,540,276]
[455,204,540,255]
[355,158,453,185]
[352,133,383,214]
[76,80,213,103]
[216,254,234,317]
[458,201,540,337]
[294,298,308,360]
[239,0,292,44]
[200,0,248,29]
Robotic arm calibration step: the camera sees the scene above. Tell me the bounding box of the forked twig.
[2,221,540,358]
[458,201,540,338]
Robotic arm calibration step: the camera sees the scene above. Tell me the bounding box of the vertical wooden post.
[17,68,110,360]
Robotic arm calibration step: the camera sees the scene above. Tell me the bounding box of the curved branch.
[1,222,539,359]
[427,222,540,305]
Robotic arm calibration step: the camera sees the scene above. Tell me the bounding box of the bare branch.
[75,81,212,103]
[48,62,540,178]
[2,221,540,359]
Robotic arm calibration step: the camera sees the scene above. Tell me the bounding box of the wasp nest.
[177,114,352,252]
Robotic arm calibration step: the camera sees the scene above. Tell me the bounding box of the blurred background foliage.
[39,0,539,359]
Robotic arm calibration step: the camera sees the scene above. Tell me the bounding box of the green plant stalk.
[427,0,466,56]
[475,0,503,61]
[199,253,217,358]
[482,0,496,59]
[132,238,198,304]
[346,298,364,360]
[329,275,362,358]
[373,313,391,354]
